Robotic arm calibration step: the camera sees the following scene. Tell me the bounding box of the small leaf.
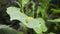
[22,0,29,7]
[33,18,47,34]
[48,18,60,22]
[37,18,47,32]
[51,8,60,14]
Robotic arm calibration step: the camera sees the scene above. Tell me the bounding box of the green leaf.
[48,18,60,22]
[0,25,21,34]
[51,8,60,14]
[6,7,44,33]
[22,0,29,7]
[37,18,47,32]
[33,18,47,34]
[6,7,41,28]
[38,0,51,18]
